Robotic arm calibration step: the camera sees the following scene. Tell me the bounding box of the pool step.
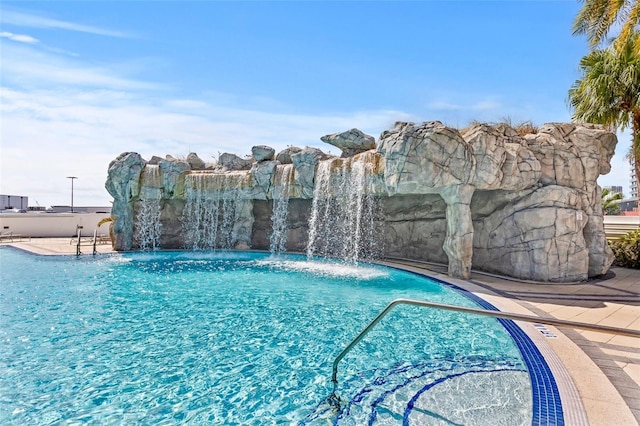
[304,358,530,425]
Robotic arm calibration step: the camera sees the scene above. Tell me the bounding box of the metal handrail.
[331,298,640,386]
[75,229,81,256]
[92,229,97,256]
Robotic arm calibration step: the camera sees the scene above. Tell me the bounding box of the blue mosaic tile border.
[462,293,564,426]
[393,267,565,426]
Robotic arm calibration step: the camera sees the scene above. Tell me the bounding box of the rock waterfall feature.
[105,122,617,282]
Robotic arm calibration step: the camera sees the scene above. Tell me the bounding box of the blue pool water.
[1,248,537,424]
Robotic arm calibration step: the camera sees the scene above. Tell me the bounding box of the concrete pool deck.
[2,238,639,425]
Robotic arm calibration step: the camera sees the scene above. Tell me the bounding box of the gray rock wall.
[382,194,449,263]
[105,121,617,282]
[251,199,312,252]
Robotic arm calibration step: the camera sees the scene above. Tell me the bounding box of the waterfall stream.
[306,157,380,262]
[182,173,247,250]
[134,165,162,251]
[269,164,294,253]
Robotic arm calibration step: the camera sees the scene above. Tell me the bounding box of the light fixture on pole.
[66,176,78,213]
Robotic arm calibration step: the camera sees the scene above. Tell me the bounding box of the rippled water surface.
[0,248,531,424]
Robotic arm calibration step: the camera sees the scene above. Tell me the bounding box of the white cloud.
[1,9,130,38]
[0,87,413,207]
[427,101,461,111]
[426,93,504,114]
[471,100,501,111]
[0,31,39,43]
[1,43,158,90]
[0,37,413,208]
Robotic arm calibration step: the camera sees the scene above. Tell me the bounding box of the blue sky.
[0,1,633,207]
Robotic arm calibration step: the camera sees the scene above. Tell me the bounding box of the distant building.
[0,194,28,210]
[631,159,638,198]
[619,198,639,214]
[49,206,112,214]
[604,185,624,196]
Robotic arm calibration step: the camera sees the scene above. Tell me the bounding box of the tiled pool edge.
[391,261,639,425]
[379,261,588,426]
[444,284,566,425]
[517,321,589,426]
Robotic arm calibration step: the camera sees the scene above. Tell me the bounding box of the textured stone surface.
[186,152,206,170]
[473,186,589,281]
[291,147,331,198]
[251,199,312,251]
[159,158,190,199]
[382,194,448,263]
[461,123,507,189]
[321,128,376,157]
[158,199,185,248]
[499,143,542,191]
[276,146,303,164]
[460,123,543,191]
[252,145,276,162]
[218,153,253,171]
[378,121,475,194]
[250,160,279,200]
[526,123,617,277]
[105,121,617,282]
[439,184,475,279]
[105,152,146,250]
[148,155,163,165]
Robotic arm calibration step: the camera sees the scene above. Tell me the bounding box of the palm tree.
[601,187,624,214]
[568,32,640,188]
[573,0,640,53]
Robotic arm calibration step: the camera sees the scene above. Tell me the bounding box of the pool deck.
[2,238,639,425]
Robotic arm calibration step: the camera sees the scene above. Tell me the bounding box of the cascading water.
[134,165,162,251]
[306,156,380,262]
[218,174,242,250]
[269,164,294,253]
[342,158,379,261]
[183,173,220,250]
[182,172,247,250]
[134,200,162,250]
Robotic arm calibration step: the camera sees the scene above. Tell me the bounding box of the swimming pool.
[0,248,555,424]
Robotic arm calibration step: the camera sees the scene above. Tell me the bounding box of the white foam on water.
[118,253,167,262]
[254,259,388,279]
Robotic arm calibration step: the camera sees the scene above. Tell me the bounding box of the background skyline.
[0,1,633,207]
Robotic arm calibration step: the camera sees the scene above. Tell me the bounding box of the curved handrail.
[331,298,640,386]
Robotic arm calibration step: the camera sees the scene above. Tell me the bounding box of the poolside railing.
[76,229,81,256]
[331,298,640,388]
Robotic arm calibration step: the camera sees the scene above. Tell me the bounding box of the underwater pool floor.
[2,239,639,425]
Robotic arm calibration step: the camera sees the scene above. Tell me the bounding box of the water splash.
[306,156,381,262]
[269,164,294,253]
[134,165,162,251]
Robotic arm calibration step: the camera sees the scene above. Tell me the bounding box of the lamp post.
[66,176,78,213]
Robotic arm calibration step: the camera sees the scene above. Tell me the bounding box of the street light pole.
[66,176,78,213]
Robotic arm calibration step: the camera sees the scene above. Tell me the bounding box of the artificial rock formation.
[321,128,377,157]
[105,121,617,283]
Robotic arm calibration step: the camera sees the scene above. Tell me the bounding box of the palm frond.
[574,0,639,49]
[569,31,640,177]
